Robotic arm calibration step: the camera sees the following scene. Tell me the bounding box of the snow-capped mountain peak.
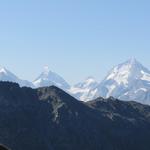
[87,58,150,104]
[74,76,97,89]
[33,66,70,89]
[69,76,98,101]
[0,67,20,82]
[0,67,8,74]
[0,67,34,87]
[105,58,150,86]
[42,65,50,76]
[85,76,97,84]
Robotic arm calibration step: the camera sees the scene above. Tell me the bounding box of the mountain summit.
[69,76,98,101]
[87,58,150,104]
[0,67,33,87]
[33,66,70,90]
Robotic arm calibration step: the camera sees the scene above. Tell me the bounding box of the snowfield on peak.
[33,66,70,90]
[0,67,34,87]
[86,58,150,105]
[68,77,98,101]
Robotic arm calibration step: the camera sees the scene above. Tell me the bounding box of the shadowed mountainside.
[0,82,149,150]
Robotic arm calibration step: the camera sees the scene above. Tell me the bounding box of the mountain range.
[1,58,150,104]
[0,81,150,150]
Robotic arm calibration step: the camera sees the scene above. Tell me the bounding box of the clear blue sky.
[0,0,150,84]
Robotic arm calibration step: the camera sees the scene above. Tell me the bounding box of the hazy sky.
[0,0,150,84]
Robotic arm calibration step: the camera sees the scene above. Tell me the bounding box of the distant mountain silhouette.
[0,81,149,150]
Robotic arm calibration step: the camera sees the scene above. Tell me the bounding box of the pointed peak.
[86,76,95,80]
[126,57,139,65]
[0,67,8,74]
[84,77,98,85]
[43,65,50,72]
[129,57,137,62]
[42,65,52,76]
[115,58,142,69]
